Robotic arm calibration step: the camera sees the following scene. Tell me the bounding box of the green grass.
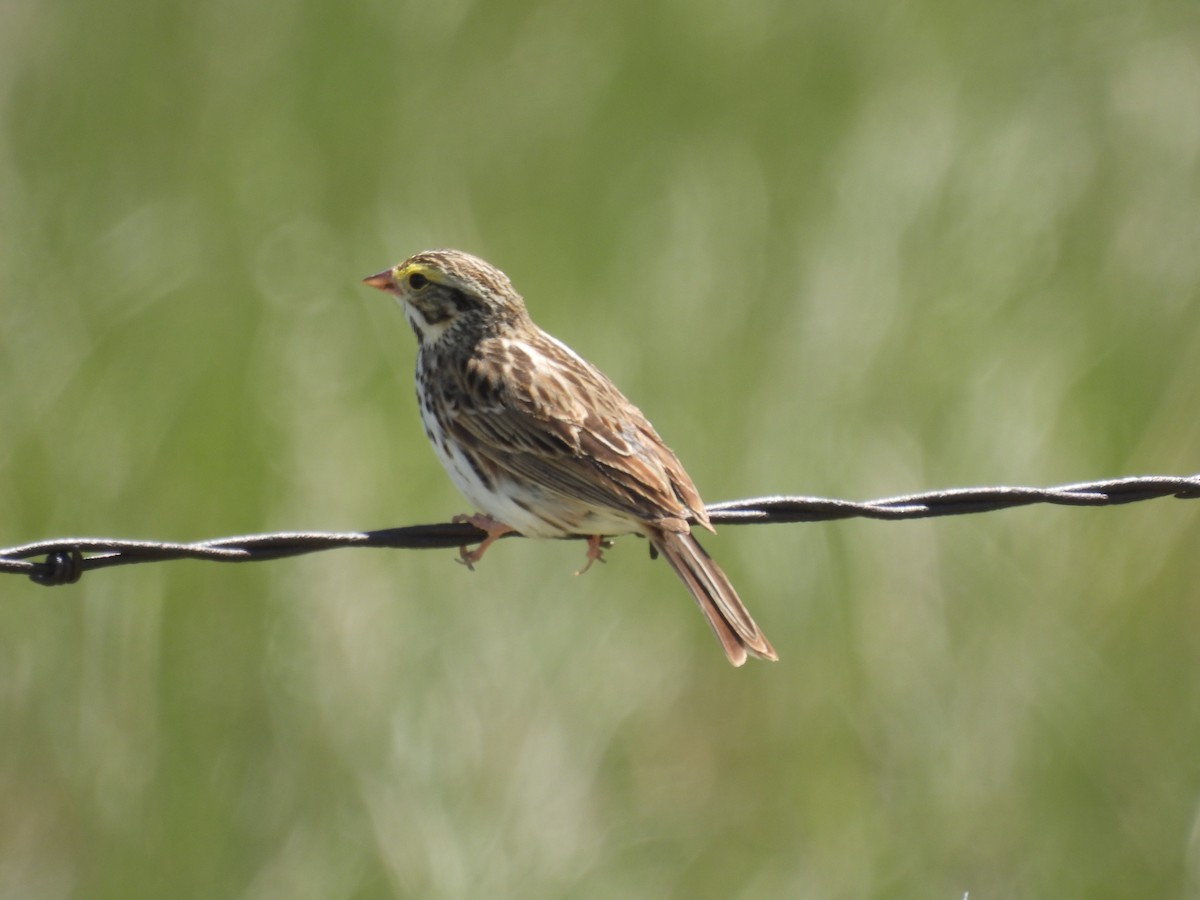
[2,0,1199,897]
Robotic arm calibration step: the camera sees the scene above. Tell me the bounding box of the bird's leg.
[452,513,515,570]
[574,535,611,576]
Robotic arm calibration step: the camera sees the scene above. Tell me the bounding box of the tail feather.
[649,529,777,667]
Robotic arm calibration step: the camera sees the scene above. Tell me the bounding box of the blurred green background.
[2,0,1199,896]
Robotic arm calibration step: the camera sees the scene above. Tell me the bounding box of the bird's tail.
[649,529,777,666]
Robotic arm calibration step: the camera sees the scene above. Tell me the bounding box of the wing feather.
[434,331,710,531]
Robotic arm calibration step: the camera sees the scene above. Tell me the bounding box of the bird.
[363,249,776,666]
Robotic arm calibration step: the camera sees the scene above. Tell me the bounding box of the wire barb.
[2,474,1196,587]
[27,549,84,586]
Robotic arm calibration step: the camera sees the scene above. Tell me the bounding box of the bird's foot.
[574,535,611,576]
[452,513,515,570]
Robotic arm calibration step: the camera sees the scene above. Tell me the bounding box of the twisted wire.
[3,474,1196,586]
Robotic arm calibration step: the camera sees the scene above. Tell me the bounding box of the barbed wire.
[2,474,1196,587]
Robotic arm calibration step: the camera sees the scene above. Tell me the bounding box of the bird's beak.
[362,270,394,290]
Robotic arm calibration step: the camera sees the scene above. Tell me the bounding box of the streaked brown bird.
[363,249,776,666]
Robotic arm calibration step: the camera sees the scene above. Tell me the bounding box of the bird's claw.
[452,513,514,570]
[574,535,612,576]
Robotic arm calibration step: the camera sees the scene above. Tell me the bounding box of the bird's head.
[363,249,526,346]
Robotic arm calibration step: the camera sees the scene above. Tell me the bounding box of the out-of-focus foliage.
[2,0,1198,896]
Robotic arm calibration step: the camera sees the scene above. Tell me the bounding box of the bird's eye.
[408,272,429,290]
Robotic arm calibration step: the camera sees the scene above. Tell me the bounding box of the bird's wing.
[438,332,711,531]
